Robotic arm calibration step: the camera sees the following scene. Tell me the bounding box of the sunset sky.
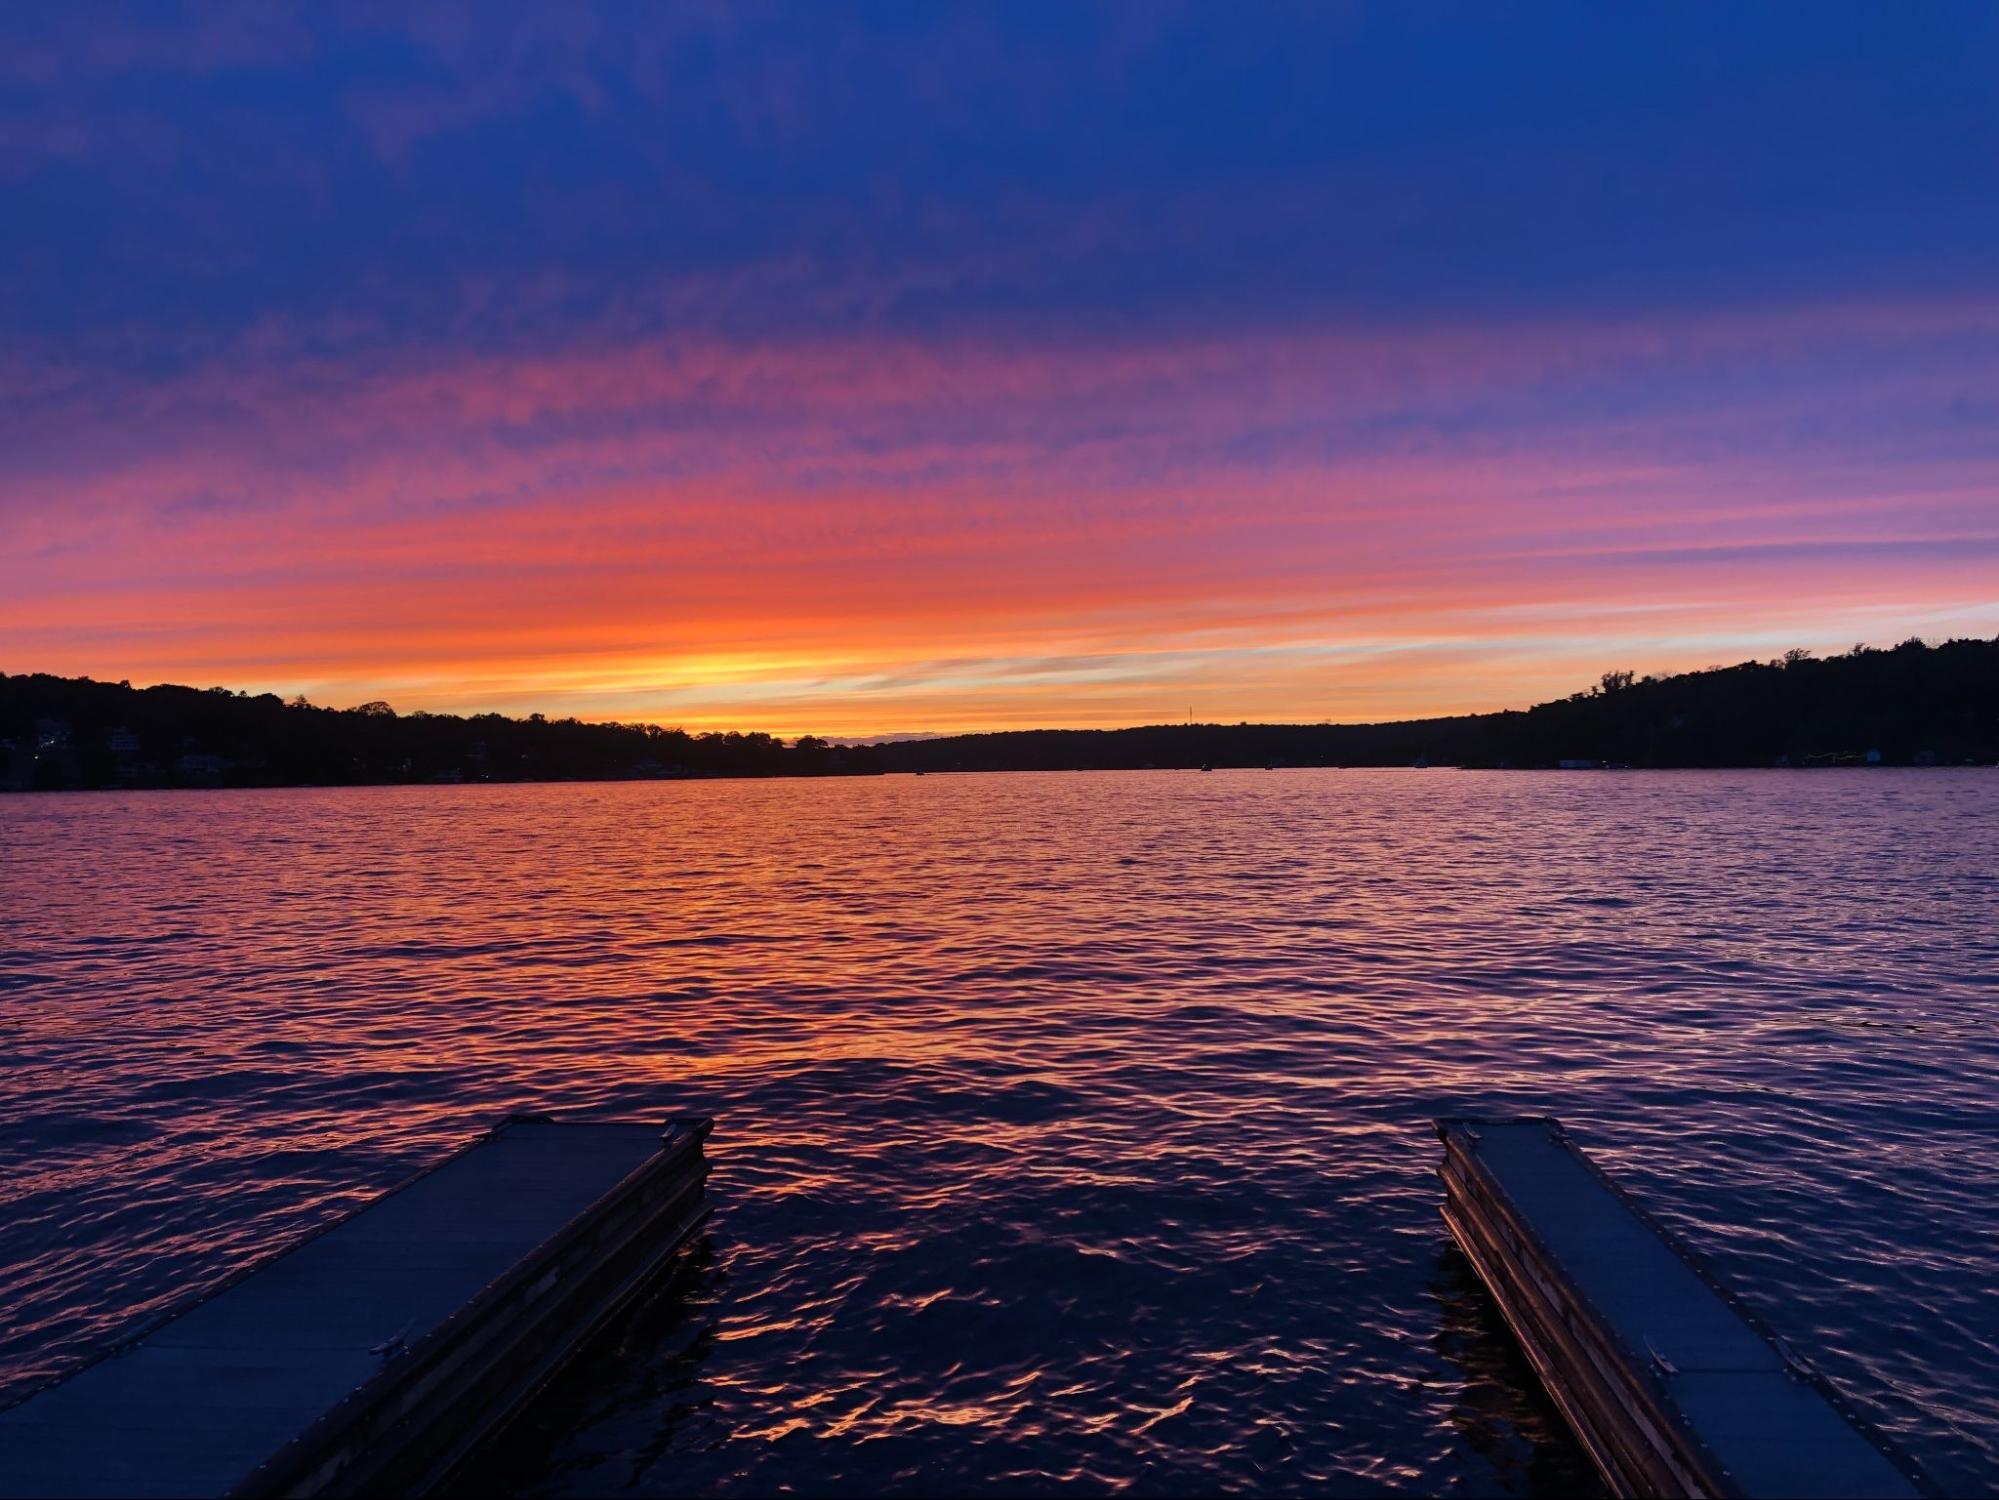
[4,4,1997,736]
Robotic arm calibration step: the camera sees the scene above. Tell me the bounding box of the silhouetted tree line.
[3,635,1994,792]
[0,675,878,791]
[871,635,1999,772]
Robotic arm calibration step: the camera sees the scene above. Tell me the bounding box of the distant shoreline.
[6,636,1995,792]
[2,760,1992,800]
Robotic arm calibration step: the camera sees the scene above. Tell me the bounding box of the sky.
[3,3,1997,736]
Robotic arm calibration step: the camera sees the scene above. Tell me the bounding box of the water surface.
[2,771,1994,1494]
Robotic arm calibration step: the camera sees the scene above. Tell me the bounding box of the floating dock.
[0,1115,711,1499]
[1436,1117,1931,1499]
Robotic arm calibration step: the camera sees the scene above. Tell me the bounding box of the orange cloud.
[5,300,1997,734]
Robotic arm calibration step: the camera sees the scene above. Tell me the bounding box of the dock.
[0,1115,712,1499]
[1436,1117,1931,1499]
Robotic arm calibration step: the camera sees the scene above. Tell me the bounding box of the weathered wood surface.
[1437,1117,1931,1499]
[0,1115,711,1499]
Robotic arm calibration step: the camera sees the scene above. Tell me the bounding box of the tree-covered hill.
[873,636,1999,772]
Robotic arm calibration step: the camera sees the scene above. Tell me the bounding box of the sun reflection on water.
[0,771,1995,1494]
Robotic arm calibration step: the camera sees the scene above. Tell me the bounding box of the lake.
[1,771,1994,1495]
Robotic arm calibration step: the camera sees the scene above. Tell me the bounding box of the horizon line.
[10,629,1986,745]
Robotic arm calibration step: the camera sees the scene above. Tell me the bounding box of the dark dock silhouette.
[0,1116,711,1499]
[1437,1117,1931,1499]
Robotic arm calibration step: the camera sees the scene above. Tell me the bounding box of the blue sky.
[4,3,1997,731]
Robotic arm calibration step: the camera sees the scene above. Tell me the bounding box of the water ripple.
[0,770,1994,1494]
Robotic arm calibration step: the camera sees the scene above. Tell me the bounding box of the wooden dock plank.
[0,1116,710,1499]
[1436,1118,1930,1499]
[0,1428,281,1500]
[1467,1129,1787,1376]
[0,1347,383,1498]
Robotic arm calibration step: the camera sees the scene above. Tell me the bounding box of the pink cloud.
[5,296,1997,731]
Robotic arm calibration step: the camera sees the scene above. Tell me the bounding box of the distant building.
[1558,758,1599,770]
[175,752,233,786]
[22,719,81,787]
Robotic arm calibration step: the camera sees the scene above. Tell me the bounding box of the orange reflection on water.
[1,771,1994,1492]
